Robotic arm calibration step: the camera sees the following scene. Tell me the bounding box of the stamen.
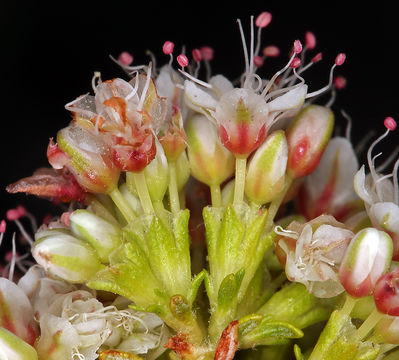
[163,41,175,67]
[237,18,250,77]
[290,57,301,69]
[178,69,213,89]
[305,53,346,99]
[146,50,158,76]
[334,75,347,90]
[253,55,264,68]
[254,11,272,57]
[118,51,134,66]
[384,116,397,131]
[8,233,16,282]
[177,54,189,69]
[200,46,214,81]
[0,220,5,246]
[305,31,316,50]
[249,15,255,75]
[274,225,299,239]
[376,147,399,173]
[340,109,352,141]
[261,42,300,97]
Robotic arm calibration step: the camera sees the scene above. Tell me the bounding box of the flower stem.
[127,171,154,215]
[108,187,136,223]
[233,157,247,205]
[341,295,358,317]
[168,161,180,213]
[210,183,222,207]
[356,307,384,340]
[264,176,293,231]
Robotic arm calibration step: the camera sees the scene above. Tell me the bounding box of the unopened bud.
[373,267,399,316]
[0,327,38,360]
[339,228,393,298]
[69,209,122,263]
[286,105,334,178]
[245,130,288,205]
[32,229,102,283]
[186,114,235,186]
[56,125,120,193]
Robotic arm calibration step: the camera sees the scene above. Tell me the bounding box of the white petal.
[369,202,399,233]
[209,74,234,98]
[268,84,307,113]
[354,165,374,205]
[184,80,217,110]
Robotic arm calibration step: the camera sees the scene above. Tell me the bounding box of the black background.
[1,1,398,234]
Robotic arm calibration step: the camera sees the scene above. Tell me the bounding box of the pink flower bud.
[286,105,334,179]
[216,88,268,158]
[339,228,393,298]
[374,267,399,316]
[245,130,288,205]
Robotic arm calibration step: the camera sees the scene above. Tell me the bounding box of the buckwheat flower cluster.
[2,9,399,360]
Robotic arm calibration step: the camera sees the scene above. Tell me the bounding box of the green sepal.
[187,269,210,306]
[308,310,381,360]
[294,344,305,360]
[238,314,303,349]
[217,269,245,310]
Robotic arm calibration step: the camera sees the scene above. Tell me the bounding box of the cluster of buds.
[3,9,399,360]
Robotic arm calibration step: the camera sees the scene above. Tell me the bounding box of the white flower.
[276,215,354,297]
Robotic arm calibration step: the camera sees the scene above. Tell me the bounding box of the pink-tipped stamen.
[200,46,214,61]
[311,52,322,63]
[254,55,264,68]
[290,57,301,69]
[305,31,316,50]
[192,49,202,62]
[177,54,189,68]
[263,45,280,57]
[384,116,397,131]
[6,208,20,221]
[334,75,347,90]
[8,234,16,282]
[335,53,346,66]
[255,11,272,28]
[118,51,134,66]
[0,220,6,234]
[163,41,175,55]
[294,40,303,54]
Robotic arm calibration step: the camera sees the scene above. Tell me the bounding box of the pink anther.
[290,57,301,68]
[305,31,316,50]
[162,41,175,55]
[254,55,264,67]
[0,220,6,234]
[177,54,189,68]
[6,208,20,221]
[192,48,203,62]
[293,40,303,54]
[16,205,27,217]
[61,212,71,227]
[255,11,272,28]
[334,75,347,90]
[118,51,133,66]
[384,116,397,131]
[200,46,214,61]
[335,53,346,66]
[262,45,280,57]
[311,52,322,63]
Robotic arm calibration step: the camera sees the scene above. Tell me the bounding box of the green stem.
[127,171,154,215]
[108,187,136,223]
[210,183,222,207]
[341,295,358,317]
[264,175,293,231]
[233,157,247,205]
[168,161,180,213]
[356,307,384,340]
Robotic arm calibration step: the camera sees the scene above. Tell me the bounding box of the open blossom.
[275,215,354,297]
[354,118,399,259]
